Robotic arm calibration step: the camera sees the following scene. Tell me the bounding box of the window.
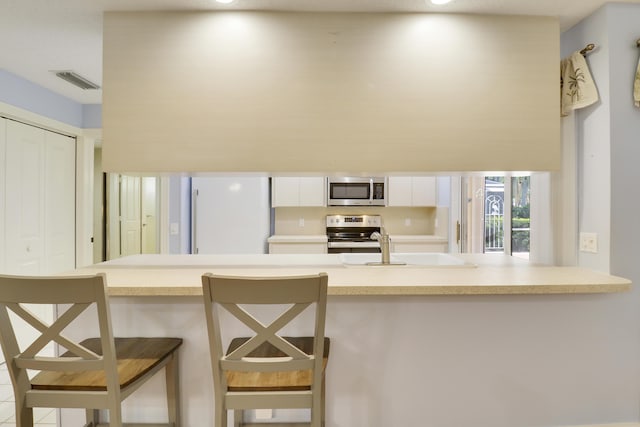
[459,174,530,259]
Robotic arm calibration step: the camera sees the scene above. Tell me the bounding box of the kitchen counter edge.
[70,254,632,297]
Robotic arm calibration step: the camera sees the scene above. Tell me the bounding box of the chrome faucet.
[370,229,391,265]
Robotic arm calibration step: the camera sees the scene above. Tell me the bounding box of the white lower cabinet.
[268,235,328,254]
[269,242,327,254]
[391,241,448,253]
[390,235,448,253]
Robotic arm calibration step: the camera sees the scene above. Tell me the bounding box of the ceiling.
[1,0,638,105]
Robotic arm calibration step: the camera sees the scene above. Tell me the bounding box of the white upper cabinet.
[272,177,326,207]
[388,176,437,207]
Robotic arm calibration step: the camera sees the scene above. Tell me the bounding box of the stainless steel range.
[326,214,382,254]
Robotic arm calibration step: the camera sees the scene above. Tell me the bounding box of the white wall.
[168,176,192,254]
[606,5,640,285]
[558,3,640,424]
[563,7,612,273]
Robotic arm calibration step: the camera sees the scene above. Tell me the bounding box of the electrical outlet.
[298,218,305,227]
[405,218,411,226]
[579,232,598,253]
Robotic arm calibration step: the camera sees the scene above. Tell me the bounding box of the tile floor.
[0,362,57,427]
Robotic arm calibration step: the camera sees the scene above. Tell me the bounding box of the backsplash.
[274,206,448,236]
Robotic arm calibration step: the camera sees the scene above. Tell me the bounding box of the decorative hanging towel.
[560,51,599,116]
[634,55,640,107]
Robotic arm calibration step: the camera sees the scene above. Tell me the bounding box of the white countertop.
[72,254,631,297]
[389,235,448,242]
[267,235,327,243]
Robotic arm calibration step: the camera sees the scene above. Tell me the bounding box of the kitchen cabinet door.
[272,177,325,207]
[298,177,325,206]
[272,177,300,207]
[269,242,327,254]
[388,176,436,207]
[391,241,448,253]
[387,177,413,206]
[412,177,437,206]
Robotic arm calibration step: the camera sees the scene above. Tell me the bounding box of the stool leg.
[15,401,34,427]
[214,403,227,427]
[165,352,181,427]
[322,375,326,427]
[85,409,98,426]
[233,409,243,427]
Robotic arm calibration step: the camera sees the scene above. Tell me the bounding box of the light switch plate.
[170,222,179,235]
[579,232,598,253]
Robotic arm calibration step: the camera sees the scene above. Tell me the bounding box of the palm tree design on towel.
[567,67,586,102]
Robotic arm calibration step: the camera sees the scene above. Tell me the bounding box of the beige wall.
[274,206,439,235]
[103,12,560,174]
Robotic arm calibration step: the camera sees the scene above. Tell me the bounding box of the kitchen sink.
[339,252,476,267]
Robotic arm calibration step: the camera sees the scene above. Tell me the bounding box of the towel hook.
[580,43,596,56]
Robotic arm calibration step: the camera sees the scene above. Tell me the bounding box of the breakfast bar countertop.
[71,253,632,297]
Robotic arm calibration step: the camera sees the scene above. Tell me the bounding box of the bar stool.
[0,273,182,427]
[201,273,329,427]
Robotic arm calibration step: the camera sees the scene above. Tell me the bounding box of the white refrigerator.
[191,176,271,254]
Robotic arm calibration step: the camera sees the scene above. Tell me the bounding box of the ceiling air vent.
[53,70,100,90]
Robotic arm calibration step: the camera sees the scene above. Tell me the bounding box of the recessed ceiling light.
[430,0,453,4]
[216,0,235,3]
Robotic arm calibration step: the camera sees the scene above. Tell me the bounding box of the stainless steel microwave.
[327,177,386,206]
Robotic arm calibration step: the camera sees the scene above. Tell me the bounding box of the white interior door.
[120,175,142,256]
[0,119,5,274]
[5,120,45,274]
[0,119,4,364]
[3,120,76,361]
[141,177,158,254]
[44,130,76,273]
[459,176,486,253]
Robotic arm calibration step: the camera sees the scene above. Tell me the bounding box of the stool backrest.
[0,273,120,405]
[201,273,328,394]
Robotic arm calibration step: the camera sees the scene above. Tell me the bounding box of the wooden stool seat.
[226,337,330,392]
[31,337,183,391]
